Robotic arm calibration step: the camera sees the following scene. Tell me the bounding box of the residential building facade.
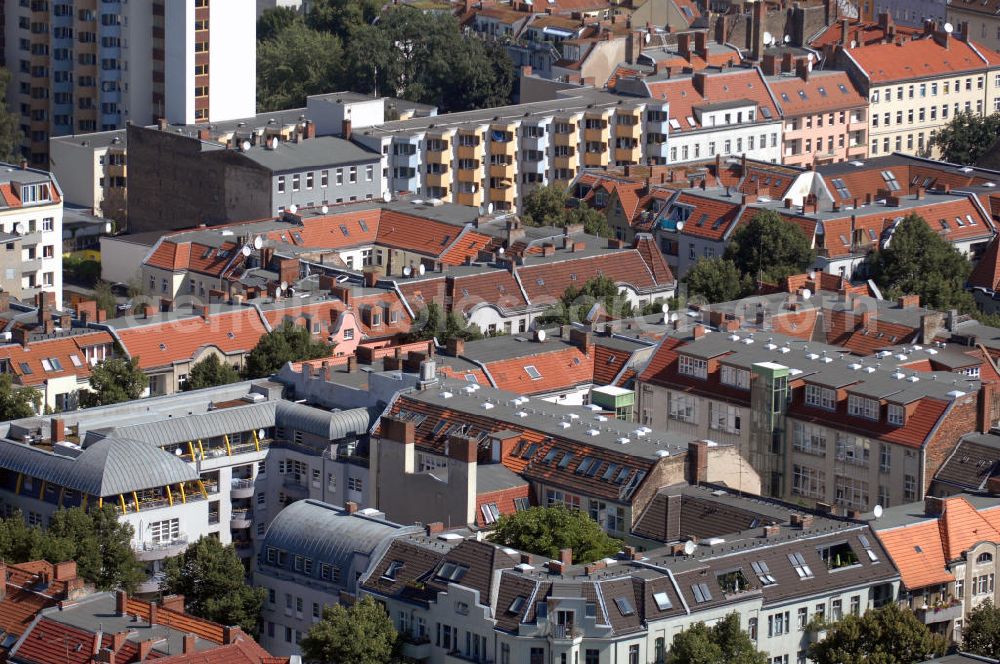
[0,163,64,304]
[48,130,126,219]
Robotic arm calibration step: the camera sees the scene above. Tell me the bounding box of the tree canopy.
[183,354,241,391]
[808,602,945,664]
[0,506,142,592]
[963,599,1000,659]
[931,111,1000,166]
[404,301,483,344]
[725,210,815,283]
[256,6,299,42]
[162,536,264,636]
[243,321,332,379]
[538,275,634,326]
[0,374,41,421]
[666,613,768,664]
[520,185,613,238]
[868,213,975,312]
[488,505,622,564]
[80,357,148,408]
[257,5,513,113]
[301,596,398,664]
[684,257,753,304]
[0,69,21,162]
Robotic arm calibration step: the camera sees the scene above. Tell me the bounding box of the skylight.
[41,359,53,372]
[557,452,574,469]
[19,362,31,375]
[49,357,62,371]
[831,178,851,199]
[359,220,369,232]
[575,457,596,475]
[858,535,879,562]
[436,562,469,583]
[751,560,777,585]
[787,552,814,579]
[653,591,672,611]
[524,365,542,380]
[382,560,405,581]
[340,225,350,237]
[669,118,682,130]
[760,107,772,119]
[69,354,82,368]
[542,448,560,464]
[614,596,635,616]
[881,170,901,191]
[691,583,713,603]
[508,596,527,614]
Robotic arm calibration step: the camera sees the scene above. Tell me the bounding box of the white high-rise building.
[4,0,256,165]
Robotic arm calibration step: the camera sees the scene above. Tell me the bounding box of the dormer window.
[721,365,750,390]
[678,354,707,379]
[887,404,905,426]
[804,384,836,410]
[19,183,51,205]
[847,395,879,420]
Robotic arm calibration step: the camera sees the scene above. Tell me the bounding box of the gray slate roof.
[0,437,198,497]
[275,401,371,440]
[86,401,279,447]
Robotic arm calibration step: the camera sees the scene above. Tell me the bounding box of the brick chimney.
[345,501,359,514]
[160,594,184,612]
[750,0,766,60]
[54,560,76,580]
[112,632,127,652]
[51,417,65,443]
[687,441,708,483]
[694,31,707,58]
[381,415,415,445]
[559,548,573,566]
[925,496,945,516]
[182,634,197,655]
[446,337,465,356]
[692,72,707,96]
[678,33,691,61]
[115,590,128,616]
[342,119,352,141]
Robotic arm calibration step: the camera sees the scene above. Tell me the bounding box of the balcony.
[645,118,670,134]
[134,535,188,561]
[614,146,642,164]
[231,478,254,499]
[425,147,450,163]
[230,509,253,529]
[549,623,582,641]
[848,120,868,133]
[847,143,867,157]
[520,134,548,151]
[490,140,516,157]
[455,191,483,208]
[456,167,481,183]
[583,126,606,142]
[489,163,514,178]
[615,122,642,140]
[456,144,479,160]
[552,130,576,146]
[916,601,962,624]
[553,154,577,170]
[582,151,609,168]
[400,635,432,661]
[425,171,451,188]
[647,141,669,158]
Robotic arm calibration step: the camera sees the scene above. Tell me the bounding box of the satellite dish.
[808,270,816,279]
[478,205,486,215]
[944,22,954,34]
[807,52,815,63]
[321,205,329,214]
[644,32,651,44]
[486,203,494,214]
[661,301,670,314]
[418,264,426,275]
[763,31,773,46]
[683,540,696,555]
[873,504,884,519]
[241,140,251,152]
[288,204,298,215]
[382,191,392,203]
[670,313,679,322]
[241,245,252,257]
[497,246,505,255]
[537,329,547,342]
[403,266,412,277]
[280,281,288,291]
[174,448,183,456]
[801,288,812,301]
[14,223,23,234]
[103,222,112,234]
[784,34,791,43]
[253,236,263,250]
[269,137,279,150]
[675,221,685,232]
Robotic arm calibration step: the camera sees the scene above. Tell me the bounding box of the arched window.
[976,552,993,565]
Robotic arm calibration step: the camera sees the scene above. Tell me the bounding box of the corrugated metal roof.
[259,500,416,579]
[0,437,198,497]
[275,402,371,440]
[85,401,279,446]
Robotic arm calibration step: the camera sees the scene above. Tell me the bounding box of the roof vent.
[440,391,454,399]
[516,411,529,418]
[559,421,572,428]
[481,402,495,410]
[586,428,600,436]
[617,437,630,445]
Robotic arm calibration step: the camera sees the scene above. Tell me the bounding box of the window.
[805,384,836,410]
[691,583,713,603]
[887,404,905,426]
[836,434,870,466]
[793,422,827,456]
[481,502,500,524]
[721,365,750,389]
[904,474,917,502]
[709,402,741,434]
[277,176,285,193]
[977,552,993,564]
[835,476,869,510]
[797,607,808,630]
[848,395,879,420]
[668,393,696,423]
[347,476,363,492]
[879,444,891,474]
[974,574,995,595]
[819,542,860,570]
[956,579,965,599]
[678,354,707,379]
[768,611,790,637]
[150,518,179,544]
[792,464,826,499]
[850,595,861,616]
[788,552,814,579]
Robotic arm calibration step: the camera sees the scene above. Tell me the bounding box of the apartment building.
[0,380,373,593]
[614,67,783,167]
[127,120,381,233]
[352,90,668,212]
[948,0,1000,53]
[0,163,64,304]
[768,68,869,168]
[874,494,1000,644]
[48,129,126,219]
[3,0,255,166]
[636,304,992,510]
[256,499,420,655]
[860,0,946,27]
[360,486,899,664]
[836,25,1000,159]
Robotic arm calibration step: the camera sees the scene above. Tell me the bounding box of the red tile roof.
[645,69,780,134]
[263,292,412,340]
[768,71,866,116]
[0,182,60,209]
[114,308,269,370]
[517,250,668,302]
[376,211,490,262]
[672,193,742,241]
[0,331,114,386]
[809,19,922,49]
[969,237,1000,291]
[845,36,1000,84]
[452,270,529,315]
[633,235,675,284]
[484,345,594,395]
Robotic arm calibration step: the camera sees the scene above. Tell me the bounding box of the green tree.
[301,596,398,664]
[868,213,975,312]
[162,536,265,636]
[404,302,483,344]
[47,506,143,592]
[305,0,382,37]
[0,374,41,421]
[489,505,622,564]
[963,599,1000,659]
[0,507,141,592]
[522,184,571,227]
[666,613,768,664]
[567,205,612,238]
[931,111,1000,165]
[725,210,814,283]
[80,357,148,408]
[684,257,752,304]
[257,22,345,111]
[243,321,332,379]
[808,602,945,664]
[92,281,119,319]
[539,275,634,326]
[257,6,301,42]
[183,354,241,391]
[0,69,21,162]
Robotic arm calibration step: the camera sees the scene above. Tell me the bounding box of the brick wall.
[923,393,979,494]
[628,455,686,529]
[476,484,530,527]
